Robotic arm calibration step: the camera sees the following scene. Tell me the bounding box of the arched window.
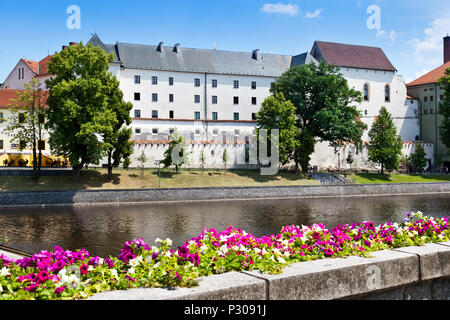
[363,83,369,101]
[385,85,390,102]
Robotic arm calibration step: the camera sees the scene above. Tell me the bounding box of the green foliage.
[438,67,450,150]
[45,42,120,181]
[270,62,366,171]
[409,143,429,173]
[367,106,403,174]
[256,92,298,165]
[222,148,228,169]
[161,130,189,173]
[2,78,46,180]
[137,150,147,177]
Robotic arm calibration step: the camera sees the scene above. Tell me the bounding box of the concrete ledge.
[1,182,450,207]
[243,249,419,300]
[393,242,450,280]
[88,272,266,300]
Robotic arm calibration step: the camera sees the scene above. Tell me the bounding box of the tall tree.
[45,43,121,182]
[161,130,189,173]
[270,62,366,172]
[102,75,134,180]
[367,106,403,174]
[256,92,299,169]
[2,78,47,180]
[438,67,450,150]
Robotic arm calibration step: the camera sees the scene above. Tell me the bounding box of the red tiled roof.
[38,55,53,76]
[406,61,450,87]
[23,59,38,74]
[313,41,397,72]
[0,89,48,108]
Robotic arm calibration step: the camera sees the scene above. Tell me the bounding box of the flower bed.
[0,212,449,300]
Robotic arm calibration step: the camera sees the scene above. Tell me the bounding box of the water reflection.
[0,193,449,258]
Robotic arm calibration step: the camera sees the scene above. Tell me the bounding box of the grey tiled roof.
[88,34,293,77]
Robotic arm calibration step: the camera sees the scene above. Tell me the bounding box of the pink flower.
[54,285,66,295]
[80,263,89,275]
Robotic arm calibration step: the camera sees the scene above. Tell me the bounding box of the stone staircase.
[310,173,351,185]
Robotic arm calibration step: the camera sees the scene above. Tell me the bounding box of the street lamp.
[154,160,161,188]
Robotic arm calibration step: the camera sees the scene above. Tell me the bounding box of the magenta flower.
[54,285,66,295]
[104,258,114,269]
[80,263,89,275]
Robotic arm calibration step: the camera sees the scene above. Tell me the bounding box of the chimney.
[62,45,69,50]
[444,36,450,64]
[69,42,79,47]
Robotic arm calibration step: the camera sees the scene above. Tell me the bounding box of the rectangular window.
[233,96,239,105]
[38,140,45,151]
[233,80,239,89]
[134,110,141,118]
[212,96,218,104]
[134,75,141,84]
[152,128,158,134]
[152,110,158,119]
[194,95,200,103]
[0,113,3,123]
[252,97,257,105]
[212,79,217,88]
[212,112,218,120]
[152,93,158,102]
[169,110,174,119]
[430,96,434,102]
[194,111,201,120]
[135,128,141,134]
[251,113,256,120]
[152,76,158,85]
[169,94,174,102]
[194,78,201,87]
[19,140,27,150]
[251,81,256,89]
[18,113,25,123]
[169,77,174,86]
[233,112,239,121]
[169,128,175,135]
[0,140,3,149]
[134,92,140,101]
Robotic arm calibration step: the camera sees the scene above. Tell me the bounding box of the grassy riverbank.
[348,172,450,184]
[0,168,318,192]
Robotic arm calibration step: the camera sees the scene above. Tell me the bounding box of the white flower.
[0,267,10,277]
[239,244,248,252]
[153,262,160,269]
[127,267,135,274]
[129,259,139,267]
[151,246,159,252]
[165,251,172,257]
[88,266,94,272]
[98,258,104,265]
[188,240,196,246]
[110,269,118,278]
[278,257,286,264]
[232,245,239,251]
[165,238,173,246]
[219,235,227,243]
[155,238,163,244]
[200,245,208,254]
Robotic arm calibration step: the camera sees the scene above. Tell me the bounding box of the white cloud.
[305,8,323,19]
[261,3,300,16]
[410,18,450,66]
[376,29,397,42]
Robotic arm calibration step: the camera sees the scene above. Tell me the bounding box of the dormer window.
[363,83,369,101]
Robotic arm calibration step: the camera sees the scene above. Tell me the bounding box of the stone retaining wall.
[1,182,450,207]
[88,242,450,300]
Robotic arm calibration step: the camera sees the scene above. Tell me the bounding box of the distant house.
[407,36,450,168]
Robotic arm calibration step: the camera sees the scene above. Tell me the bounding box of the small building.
[407,36,450,169]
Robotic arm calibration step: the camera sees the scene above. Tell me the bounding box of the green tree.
[2,78,47,180]
[409,143,428,173]
[270,62,366,172]
[162,130,189,173]
[256,92,299,169]
[222,148,228,171]
[137,150,147,178]
[438,67,450,150]
[45,43,120,182]
[199,148,206,175]
[367,106,403,174]
[102,75,134,180]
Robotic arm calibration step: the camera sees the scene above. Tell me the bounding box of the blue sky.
[0,0,449,83]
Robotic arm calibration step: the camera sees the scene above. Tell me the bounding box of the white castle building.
[0,35,433,171]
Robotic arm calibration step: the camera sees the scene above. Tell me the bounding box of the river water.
[0,193,449,258]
